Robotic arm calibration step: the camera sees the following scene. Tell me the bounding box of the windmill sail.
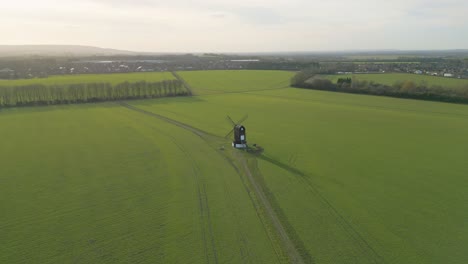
[226,115,236,126]
[237,114,248,124]
[224,128,235,139]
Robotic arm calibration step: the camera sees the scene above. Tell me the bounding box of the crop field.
[0,103,281,263]
[1,70,467,263]
[177,70,292,95]
[0,72,174,86]
[323,73,468,89]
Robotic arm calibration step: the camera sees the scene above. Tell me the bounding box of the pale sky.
[1,0,467,52]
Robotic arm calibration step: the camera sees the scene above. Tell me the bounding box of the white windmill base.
[232,142,247,149]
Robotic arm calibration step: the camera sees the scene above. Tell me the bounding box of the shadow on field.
[257,154,308,178]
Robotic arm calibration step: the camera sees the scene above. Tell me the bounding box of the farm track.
[118,101,305,264]
[257,155,387,264]
[235,153,305,264]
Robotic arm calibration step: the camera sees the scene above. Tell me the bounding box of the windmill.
[225,115,248,148]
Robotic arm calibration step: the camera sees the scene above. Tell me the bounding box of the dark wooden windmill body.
[225,115,248,149]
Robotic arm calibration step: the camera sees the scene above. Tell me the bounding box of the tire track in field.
[153,129,219,264]
[234,152,305,264]
[151,131,219,264]
[120,107,218,263]
[118,102,303,263]
[257,155,387,264]
[215,149,290,264]
[214,157,256,263]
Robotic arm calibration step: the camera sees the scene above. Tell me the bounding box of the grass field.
[177,70,293,95]
[0,72,174,86]
[0,103,281,263]
[323,73,468,89]
[1,70,467,263]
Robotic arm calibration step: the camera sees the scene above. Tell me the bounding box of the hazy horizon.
[1,0,467,53]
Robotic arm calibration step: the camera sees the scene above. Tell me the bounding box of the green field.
[178,70,292,95]
[1,70,467,263]
[0,103,281,263]
[0,72,174,86]
[324,73,468,89]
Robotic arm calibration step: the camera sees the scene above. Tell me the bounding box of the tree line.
[291,71,468,104]
[0,79,188,107]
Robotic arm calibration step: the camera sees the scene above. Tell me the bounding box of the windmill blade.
[224,128,235,139]
[236,114,249,125]
[226,115,236,126]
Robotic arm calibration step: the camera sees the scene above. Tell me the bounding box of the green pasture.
[178,70,294,95]
[1,70,467,263]
[323,73,468,89]
[128,70,468,263]
[0,72,174,87]
[0,103,280,263]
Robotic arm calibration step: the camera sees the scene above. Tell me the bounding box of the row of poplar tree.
[0,80,188,107]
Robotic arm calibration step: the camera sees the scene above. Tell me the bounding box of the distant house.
[414,70,423,74]
[444,73,454,77]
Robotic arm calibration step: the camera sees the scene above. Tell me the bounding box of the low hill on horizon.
[0,45,145,57]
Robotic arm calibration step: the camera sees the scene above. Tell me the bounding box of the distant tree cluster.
[337,78,352,85]
[0,80,187,107]
[291,71,468,104]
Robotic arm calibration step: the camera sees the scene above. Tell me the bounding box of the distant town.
[0,50,467,80]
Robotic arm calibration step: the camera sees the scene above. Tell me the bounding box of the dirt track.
[119,101,305,264]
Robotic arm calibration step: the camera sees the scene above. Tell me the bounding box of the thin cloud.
[0,0,466,52]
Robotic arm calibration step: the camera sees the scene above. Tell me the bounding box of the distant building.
[444,73,454,77]
[414,70,423,74]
